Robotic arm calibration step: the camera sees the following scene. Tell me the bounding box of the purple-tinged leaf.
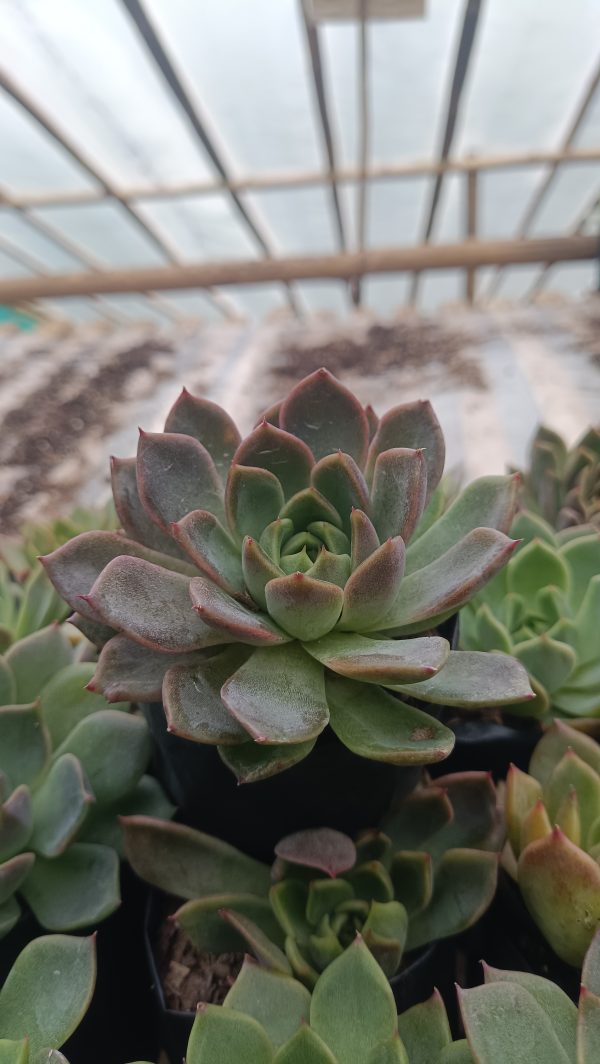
[226,464,285,542]
[233,422,314,499]
[41,530,196,622]
[190,576,291,646]
[0,852,34,906]
[365,404,379,441]
[311,453,370,533]
[0,785,33,863]
[275,828,356,878]
[254,399,281,427]
[172,509,247,599]
[110,456,185,558]
[91,635,208,702]
[265,574,344,641]
[69,612,116,649]
[365,400,444,502]
[371,449,427,543]
[304,632,449,684]
[280,487,342,531]
[222,643,329,744]
[326,673,455,764]
[219,737,316,784]
[405,475,520,575]
[137,430,224,531]
[164,388,241,479]
[338,537,405,631]
[242,537,283,610]
[307,549,351,589]
[374,528,518,635]
[280,368,370,467]
[86,557,228,652]
[350,509,380,570]
[388,650,534,708]
[163,647,251,745]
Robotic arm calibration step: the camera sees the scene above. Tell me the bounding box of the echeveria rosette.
[460,509,600,719]
[516,423,600,531]
[42,370,533,782]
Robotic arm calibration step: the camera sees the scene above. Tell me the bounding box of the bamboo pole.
[0,235,595,303]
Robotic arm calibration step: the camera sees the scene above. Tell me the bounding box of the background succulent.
[515,424,600,531]
[122,771,501,986]
[0,933,96,1064]
[44,370,531,781]
[460,509,600,719]
[504,721,600,965]
[0,623,173,939]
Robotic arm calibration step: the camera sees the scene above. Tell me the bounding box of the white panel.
[295,280,349,314]
[370,0,464,163]
[529,162,600,235]
[33,201,168,267]
[495,265,544,300]
[573,84,600,149]
[1,0,215,189]
[226,285,288,318]
[136,195,261,262]
[155,289,225,322]
[456,0,600,154]
[419,269,463,312]
[363,274,411,314]
[38,297,106,323]
[544,261,598,298]
[434,168,549,244]
[321,22,359,168]
[0,212,85,273]
[0,92,96,195]
[145,0,323,174]
[241,187,339,255]
[367,178,430,247]
[0,249,32,279]
[95,294,173,324]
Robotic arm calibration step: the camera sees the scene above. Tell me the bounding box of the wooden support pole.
[465,168,478,303]
[0,235,596,304]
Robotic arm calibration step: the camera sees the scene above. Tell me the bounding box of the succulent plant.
[43,370,532,781]
[0,933,96,1064]
[460,509,600,719]
[454,928,600,1063]
[122,771,501,987]
[516,424,600,531]
[504,720,600,966]
[0,623,173,939]
[128,933,458,1064]
[0,501,118,581]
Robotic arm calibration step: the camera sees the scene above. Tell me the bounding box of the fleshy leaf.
[529,721,600,787]
[242,537,284,610]
[39,661,123,746]
[163,388,241,478]
[371,449,427,543]
[224,958,310,1047]
[280,369,369,467]
[389,852,433,915]
[560,533,600,611]
[163,647,251,745]
[219,908,290,972]
[174,895,283,955]
[337,539,406,631]
[190,576,291,646]
[221,644,329,744]
[482,963,577,1060]
[0,853,35,906]
[54,710,151,804]
[30,754,93,858]
[226,465,285,542]
[326,673,455,764]
[0,704,51,788]
[406,849,498,950]
[233,422,314,499]
[396,990,452,1064]
[85,557,225,652]
[186,1004,274,1064]
[0,786,33,864]
[365,400,445,504]
[505,765,543,857]
[350,510,380,570]
[507,538,570,600]
[307,549,351,589]
[0,934,96,1054]
[362,899,408,977]
[110,456,185,558]
[219,738,316,784]
[21,844,120,931]
[172,510,246,598]
[388,651,534,708]
[405,475,519,574]
[280,489,343,532]
[276,828,356,877]
[92,635,209,703]
[458,982,571,1064]
[311,453,370,534]
[5,626,72,704]
[121,816,270,899]
[303,632,449,685]
[265,574,344,641]
[273,1026,337,1063]
[137,430,224,530]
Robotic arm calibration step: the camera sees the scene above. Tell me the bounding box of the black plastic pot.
[145,891,455,1064]
[428,717,542,781]
[0,868,158,1064]
[462,871,581,1001]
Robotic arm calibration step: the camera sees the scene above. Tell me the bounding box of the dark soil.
[157,917,244,1013]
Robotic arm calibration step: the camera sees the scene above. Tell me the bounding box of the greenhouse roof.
[0,0,599,325]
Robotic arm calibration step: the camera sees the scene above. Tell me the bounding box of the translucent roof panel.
[0,212,85,273]
[495,265,544,301]
[136,195,262,262]
[529,162,600,235]
[225,284,288,318]
[321,21,359,169]
[39,297,107,324]
[369,0,464,163]
[0,248,32,280]
[0,91,97,196]
[366,178,430,247]
[296,281,349,315]
[32,201,169,268]
[456,0,600,155]
[574,83,600,149]
[241,187,340,255]
[420,269,463,312]
[364,275,412,316]
[154,289,227,322]
[1,0,216,190]
[144,0,324,175]
[433,169,548,243]
[544,261,598,296]
[94,294,173,325]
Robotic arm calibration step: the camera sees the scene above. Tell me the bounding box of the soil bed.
[157,915,244,1012]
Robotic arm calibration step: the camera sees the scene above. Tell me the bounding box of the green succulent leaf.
[308,549,352,589]
[0,661,16,708]
[20,844,120,931]
[0,852,35,905]
[365,400,444,504]
[54,710,150,805]
[265,574,344,641]
[361,899,408,977]
[163,388,241,479]
[389,852,433,915]
[350,510,380,570]
[218,738,317,784]
[242,537,284,610]
[137,429,224,530]
[389,650,533,708]
[482,963,577,1060]
[0,896,21,939]
[110,457,189,558]
[190,577,291,646]
[458,982,571,1064]
[529,721,600,788]
[5,626,72,704]
[163,646,251,745]
[514,635,576,695]
[279,368,369,468]
[326,674,455,764]
[175,894,283,955]
[507,538,571,600]
[0,934,96,1054]
[172,509,246,598]
[371,448,427,543]
[311,452,370,536]
[366,1035,409,1064]
[220,908,291,972]
[473,604,513,654]
[226,465,285,542]
[337,539,406,632]
[39,662,125,747]
[560,534,600,612]
[186,1004,274,1064]
[0,1040,28,1064]
[30,754,93,857]
[406,849,498,950]
[0,786,33,863]
[546,751,600,848]
[396,990,452,1064]
[273,1026,338,1063]
[78,774,174,854]
[233,421,314,499]
[92,635,208,703]
[0,704,51,789]
[304,633,449,685]
[224,959,310,1048]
